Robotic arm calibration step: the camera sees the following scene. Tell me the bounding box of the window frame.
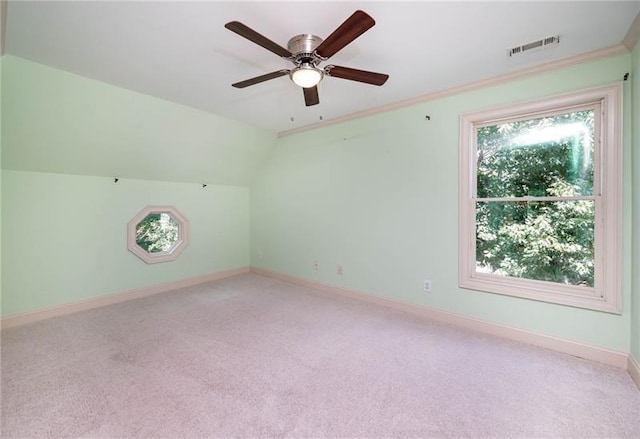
[458,83,622,314]
[127,205,190,264]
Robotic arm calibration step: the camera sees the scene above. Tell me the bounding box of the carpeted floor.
[2,273,639,438]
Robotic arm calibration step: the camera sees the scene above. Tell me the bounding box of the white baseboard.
[1,266,250,329]
[251,267,629,369]
[3,265,633,377]
[629,355,640,390]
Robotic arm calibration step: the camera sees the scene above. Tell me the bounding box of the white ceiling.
[6,1,640,133]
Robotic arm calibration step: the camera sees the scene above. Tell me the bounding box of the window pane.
[135,213,180,253]
[475,200,594,286]
[477,110,594,198]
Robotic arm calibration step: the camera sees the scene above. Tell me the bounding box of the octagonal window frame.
[127,205,190,264]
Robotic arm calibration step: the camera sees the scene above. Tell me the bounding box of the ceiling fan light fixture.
[290,63,323,88]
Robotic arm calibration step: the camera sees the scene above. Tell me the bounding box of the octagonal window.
[127,206,189,264]
[136,213,179,253]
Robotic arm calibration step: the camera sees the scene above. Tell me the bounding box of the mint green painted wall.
[0,56,3,317]
[631,42,640,362]
[1,170,249,316]
[251,54,633,352]
[1,50,636,354]
[1,55,269,317]
[1,55,276,186]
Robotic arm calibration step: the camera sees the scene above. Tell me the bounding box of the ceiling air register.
[509,35,561,57]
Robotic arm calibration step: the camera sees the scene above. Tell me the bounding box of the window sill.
[459,274,621,314]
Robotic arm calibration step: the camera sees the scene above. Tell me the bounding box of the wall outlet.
[337,265,343,275]
[423,279,432,293]
[258,251,263,259]
[313,261,320,271]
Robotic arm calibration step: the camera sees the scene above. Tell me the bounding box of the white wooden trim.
[623,11,640,51]
[127,205,190,264]
[458,83,623,314]
[251,267,628,369]
[0,267,250,329]
[278,45,628,138]
[629,355,640,390]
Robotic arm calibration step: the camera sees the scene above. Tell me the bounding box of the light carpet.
[2,273,639,438]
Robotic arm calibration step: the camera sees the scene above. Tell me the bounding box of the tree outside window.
[475,109,595,287]
[127,206,190,264]
[459,84,622,313]
[136,213,180,253]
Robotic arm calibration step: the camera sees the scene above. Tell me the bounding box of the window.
[459,84,622,313]
[127,206,189,264]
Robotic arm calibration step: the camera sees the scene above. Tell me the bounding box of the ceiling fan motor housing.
[287,34,324,65]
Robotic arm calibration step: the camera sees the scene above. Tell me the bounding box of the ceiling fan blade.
[315,10,375,59]
[225,21,292,58]
[325,65,389,86]
[303,86,320,106]
[232,70,290,88]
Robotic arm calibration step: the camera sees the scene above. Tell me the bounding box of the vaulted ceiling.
[5,1,640,134]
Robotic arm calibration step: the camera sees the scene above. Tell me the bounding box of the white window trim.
[458,83,622,314]
[127,205,190,264]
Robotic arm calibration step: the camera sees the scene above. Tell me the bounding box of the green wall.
[0,55,3,317]
[0,55,267,317]
[1,50,637,357]
[251,54,634,352]
[632,42,640,362]
[1,170,249,316]
[1,55,275,186]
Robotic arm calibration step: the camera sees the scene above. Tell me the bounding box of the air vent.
[509,35,560,57]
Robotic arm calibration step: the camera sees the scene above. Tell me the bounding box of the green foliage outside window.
[135,213,179,253]
[475,110,595,287]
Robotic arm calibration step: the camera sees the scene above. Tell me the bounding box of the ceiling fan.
[225,10,389,107]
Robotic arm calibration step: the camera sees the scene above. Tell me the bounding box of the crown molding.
[278,44,628,139]
[623,11,640,51]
